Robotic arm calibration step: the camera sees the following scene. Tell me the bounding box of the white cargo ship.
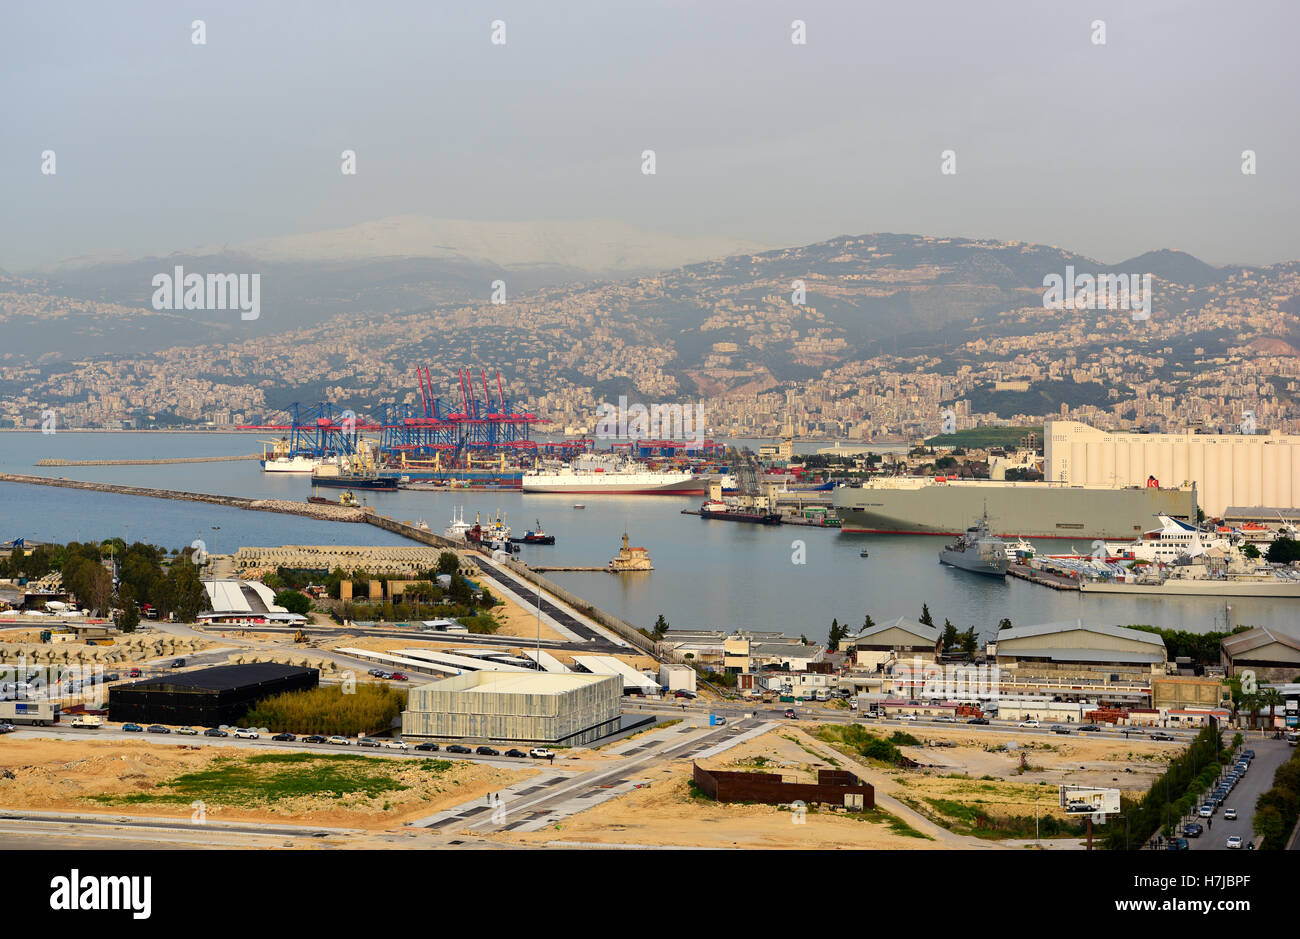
[261,437,318,474]
[523,455,704,494]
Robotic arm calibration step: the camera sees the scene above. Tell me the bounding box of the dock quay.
[0,473,366,522]
[35,454,260,466]
[530,566,609,572]
[1007,562,1081,591]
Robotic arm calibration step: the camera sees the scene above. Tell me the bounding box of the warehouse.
[109,663,318,727]
[1221,627,1300,682]
[401,671,622,745]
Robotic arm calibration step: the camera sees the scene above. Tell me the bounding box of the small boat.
[511,520,555,545]
[859,550,869,558]
[573,504,585,509]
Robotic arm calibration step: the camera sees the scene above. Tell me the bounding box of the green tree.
[157,557,210,622]
[1266,537,1300,564]
[941,619,960,651]
[828,618,845,651]
[862,613,875,631]
[1242,543,1261,560]
[115,582,140,633]
[919,604,934,627]
[997,617,1013,631]
[959,627,978,656]
[274,589,311,616]
[437,551,461,576]
[651,614,670,640]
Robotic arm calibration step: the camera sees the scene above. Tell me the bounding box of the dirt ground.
[0,737,533,830]
[488,729,944,849]
[487,723,1185,849]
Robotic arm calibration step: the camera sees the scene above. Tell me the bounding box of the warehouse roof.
[423,671,616,695]
[849,617,940,644]
[1222,627,1300,657]
[998,620,1165,648]
[994,647,1165,665]
[119,663,317,693]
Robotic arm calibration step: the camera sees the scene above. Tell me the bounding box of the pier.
[0,473,366,523]
[35,454,261,466]
[1007,562,1081,591]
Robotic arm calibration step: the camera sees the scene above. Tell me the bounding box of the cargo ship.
[832,476,1198,539]
[261,437,320,474]
[522,455,704,494]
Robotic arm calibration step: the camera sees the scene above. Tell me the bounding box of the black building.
[109,663,318,727]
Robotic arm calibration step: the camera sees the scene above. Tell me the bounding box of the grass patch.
[87,752,413,808]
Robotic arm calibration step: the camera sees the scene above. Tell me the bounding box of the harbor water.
[0,432,1287,640]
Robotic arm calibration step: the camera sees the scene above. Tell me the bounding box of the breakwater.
[0,473,366,522]
[35,454,260,466]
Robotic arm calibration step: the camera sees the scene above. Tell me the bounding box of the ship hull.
[310,476,399,490]
[699,509,782,525]
[938,551,1008,577]
[522,474,704,494]
[1080,580,1300,597]
[262,458,318,473]
[834,482,1197,539]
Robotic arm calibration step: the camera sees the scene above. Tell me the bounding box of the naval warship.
[938,511,1009,577]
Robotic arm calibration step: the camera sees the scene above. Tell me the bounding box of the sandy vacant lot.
[490,729,944,849]
[0,737,533,830]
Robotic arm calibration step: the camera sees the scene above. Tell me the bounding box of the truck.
[69,715,102,729]
[0,699,60,726]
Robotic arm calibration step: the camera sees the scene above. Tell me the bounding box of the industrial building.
[845,618,941,670]
[1045,419,1300,517]
[401,671,622,745]
[1221,627,1300,682]
[109,663,318,727]
[992,621,1167,706]
[198,579,308,628]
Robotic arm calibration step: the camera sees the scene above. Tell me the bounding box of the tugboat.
[938,510,1008,577]
[308,489,361,508]
[511,520,555,545]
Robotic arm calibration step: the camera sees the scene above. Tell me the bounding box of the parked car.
[1077,724,1102,732]
[1223,808,1238,821]
[446,744,472,754]
[0,722,16,734]
[414,742,440,752]
[1051,725,1072,735]
[367,669,384,677]
[1183,822,1204,838]
[176,726,198,736]
[203,728,228,737]
[674,689,697,699]
[529,747,555,759]
[1018,720,1040,727]
[934,715,955,723]
[326,736,351,746]
[784,708,797,719]
[1148,731,1175,741]
[1166,837,1190,851]
[301,734,326,744]
[388,672,408,681]
[272,732,296,742]
[1198,805,1214,818]
[899,714,918,721]
[504,748,528,758]
[383,740,410,750]
[127,668,142,678]
[1226,835,1243,849]
[475,745,500,756]
[967,717,990,724]
[376,672,393,680]
[122,723,143,732]
[357,737,382,748]
[171,658,186,669]
[105,672,119,682]
[147,724,170,734]
[232,728,259,739]
[1242,749,1255,759]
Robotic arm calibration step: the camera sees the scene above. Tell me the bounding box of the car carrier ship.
[832,476,1198,539]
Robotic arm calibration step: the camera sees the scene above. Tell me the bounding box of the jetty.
[1007,562,1081,591]
[35,454,260,466]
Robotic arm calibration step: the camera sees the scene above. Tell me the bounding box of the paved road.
[467,556,627,649]
[1186,735,1294,851]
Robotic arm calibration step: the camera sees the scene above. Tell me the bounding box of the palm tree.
[1260,688,1284,730]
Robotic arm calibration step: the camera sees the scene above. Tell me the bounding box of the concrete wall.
[693,763,874,810]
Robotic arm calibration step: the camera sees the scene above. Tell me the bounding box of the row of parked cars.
[366,669,407,681]
[1170,748,1256,850]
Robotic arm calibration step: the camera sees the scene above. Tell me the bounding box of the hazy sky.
[4,0,1298,270]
